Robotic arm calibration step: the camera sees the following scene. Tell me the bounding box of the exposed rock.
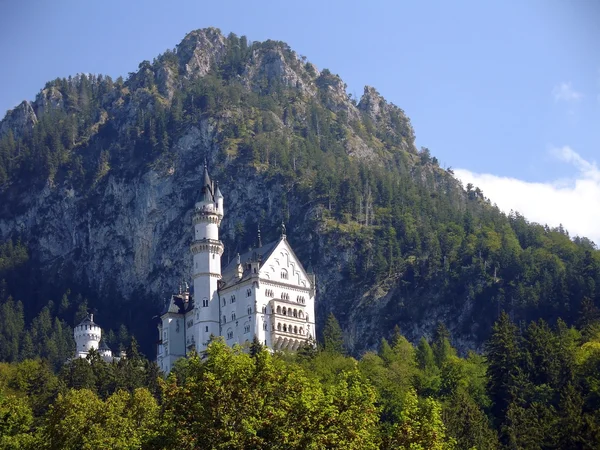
[0,101,37,139]
[34,86,64,117]
[177,28,227,79]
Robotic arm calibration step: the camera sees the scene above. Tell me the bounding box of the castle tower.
[74,313,101,358]
[191,165,224,351]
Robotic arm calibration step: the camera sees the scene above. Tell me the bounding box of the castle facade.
[157,167,316,374]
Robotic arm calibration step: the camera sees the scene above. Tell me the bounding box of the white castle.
[156,166,316,374]
[73,314,117,362]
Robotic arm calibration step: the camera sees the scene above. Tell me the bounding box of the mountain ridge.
[0,27,598,356]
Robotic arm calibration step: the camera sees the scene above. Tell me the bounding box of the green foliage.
[161,338,379,449]
[323,312,345,354]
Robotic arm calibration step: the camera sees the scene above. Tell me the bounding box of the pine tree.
[485,312,522,432]
[323,312,345,354]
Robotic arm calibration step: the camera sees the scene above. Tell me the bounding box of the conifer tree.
[485,312,522,431]
[323,312,345,354]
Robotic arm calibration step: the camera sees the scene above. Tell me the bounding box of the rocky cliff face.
[0,28,487,355]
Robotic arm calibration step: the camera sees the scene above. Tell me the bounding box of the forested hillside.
[0,28,598,359]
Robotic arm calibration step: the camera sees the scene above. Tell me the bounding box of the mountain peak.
[177,28,228,79]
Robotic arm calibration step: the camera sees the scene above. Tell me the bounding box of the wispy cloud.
[552,82,583,102]
[454,147,600,246]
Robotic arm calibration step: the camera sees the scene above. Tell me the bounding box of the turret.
[74,313,101,358]
[215,182,224,218]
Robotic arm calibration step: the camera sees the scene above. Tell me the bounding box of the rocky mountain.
[0,28,598,356]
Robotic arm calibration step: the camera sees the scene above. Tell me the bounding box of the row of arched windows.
[281,292,290,301]
[296,296,306,304]
[276,323,305,335]
[265,289,274,297]
[275,305,306,319]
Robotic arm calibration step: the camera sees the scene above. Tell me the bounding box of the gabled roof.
[220,238,280,289]
[263,237,314,287]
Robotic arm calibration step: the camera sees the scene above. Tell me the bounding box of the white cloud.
[552,82,583,102]
[454,147,600,246]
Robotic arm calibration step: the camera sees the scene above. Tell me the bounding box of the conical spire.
[215,181,223,199]
[200,161,214,202]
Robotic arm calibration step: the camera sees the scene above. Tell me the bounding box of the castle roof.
[78,314,96,326]
[199,165,215,203]
[160,292,194,316]
[99,340,111,351]
[219,238,283,288]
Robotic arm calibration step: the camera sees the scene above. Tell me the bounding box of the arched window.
[293,309,298,318]
[203,298,209,307]
[227,329,233,339]
[282,308,287,316]
[277,323,282,331]
[281,270,288,280]
[231,296,236,304]
[263,322,268,331]
[246,289,251,297]
[244,323,250,333]
[262,306,267,313]
[222,298,226,307]
[247,306,252,315]
[300,327,304,335]
[276,306,281,314]
[299,311,304,319]
[283,324,287,332]
[231,312,236,321]
[294,326,298,334]
[288,307,292,316]
[222,315,227,324]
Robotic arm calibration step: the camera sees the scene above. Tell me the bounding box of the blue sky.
[1,0,599,242]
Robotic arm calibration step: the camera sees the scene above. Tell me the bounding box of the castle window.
[246,289,251,297]
[231,296,236,304]
[300,327,304,335]
[203,298,209,307]
[263,322,268,331]
[299,311,304,319]
[288,308,292,316]
[283,324,287,332]
[205,326,209,332]
[244,323,250,333]
[282,308,287,316]
[227,329,233,340]
[187,320,193,328]
[281,270,288,280]
[222,299,226,307]
[231,312,236,321]
[306,314,309,322]
[293,309,298,318]
[253,268,257,273]
[247,306,252,315]
[276,306,281,314]
[222,315,227,324]
[277,323,281,331]
[294,326,298,334]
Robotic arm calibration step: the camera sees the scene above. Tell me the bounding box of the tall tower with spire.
[191,165,224,351]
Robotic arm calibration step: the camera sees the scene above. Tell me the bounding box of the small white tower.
[191,165,224,352]
[74,314,101,358]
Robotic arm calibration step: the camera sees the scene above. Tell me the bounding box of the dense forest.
[2,311,600,449]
